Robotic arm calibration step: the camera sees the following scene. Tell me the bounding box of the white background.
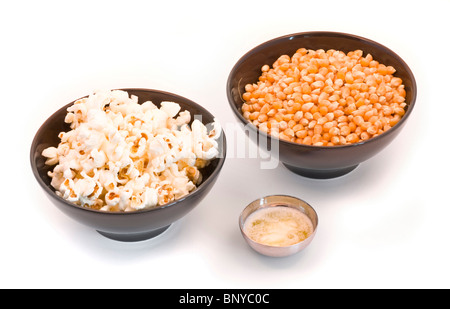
[1,0,449,289]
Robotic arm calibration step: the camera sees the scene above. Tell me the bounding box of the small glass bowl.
[239,195,318,257]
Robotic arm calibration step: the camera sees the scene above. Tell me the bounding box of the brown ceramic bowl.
[31,88,226,242]
[226,31,417,179]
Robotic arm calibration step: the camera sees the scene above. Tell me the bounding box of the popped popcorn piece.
[42,89,221,212]
[161,101,181,118]
[42,146,59,165]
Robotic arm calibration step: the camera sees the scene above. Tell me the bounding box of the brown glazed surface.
[227,31,416,178]
[30,88,226,241]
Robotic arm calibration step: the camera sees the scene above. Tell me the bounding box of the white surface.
[1,0,449,289]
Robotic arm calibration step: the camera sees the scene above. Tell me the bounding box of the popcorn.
[42,146,59,165]
[42,89,221,212]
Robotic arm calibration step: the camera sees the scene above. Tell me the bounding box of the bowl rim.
[226,31,417,150]
[30,87,227,216]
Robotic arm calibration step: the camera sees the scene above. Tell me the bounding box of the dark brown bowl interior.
[227,31,416,179]
[31,88,226,241]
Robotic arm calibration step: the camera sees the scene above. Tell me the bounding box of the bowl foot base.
[283,163,359,179]
[97,225,171,242]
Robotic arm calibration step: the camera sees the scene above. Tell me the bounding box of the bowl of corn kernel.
[227,31,416,178]
[31,88,226,241]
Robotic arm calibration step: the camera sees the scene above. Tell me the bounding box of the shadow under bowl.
[30,88,226,242]
[227,31,417,179]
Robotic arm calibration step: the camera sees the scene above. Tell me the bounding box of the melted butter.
[243,206,313,247]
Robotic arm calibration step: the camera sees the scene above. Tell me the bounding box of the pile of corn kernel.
[241,48,407,146]
[42,90,221,212]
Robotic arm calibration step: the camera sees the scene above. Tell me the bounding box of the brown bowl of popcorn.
[31,88,226,242]
[227,31,417,178]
